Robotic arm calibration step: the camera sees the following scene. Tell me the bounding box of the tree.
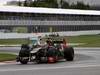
[30,0,58,8]
[70,1,90,10]
[16,0,90,10]
[18,1,22,6]
[70,2,76,9]
[62,1,69,9]
[24,0,28,6]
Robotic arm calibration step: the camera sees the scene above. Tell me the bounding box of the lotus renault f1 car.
[16,38,74,64]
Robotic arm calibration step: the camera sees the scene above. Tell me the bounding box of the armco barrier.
[0,30,100,39]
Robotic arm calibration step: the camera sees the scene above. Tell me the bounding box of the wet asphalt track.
[0,47,100,75]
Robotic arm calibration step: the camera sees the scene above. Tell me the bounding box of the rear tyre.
[64,47,74,61]
[18,44,30,64]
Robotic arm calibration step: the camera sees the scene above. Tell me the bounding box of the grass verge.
[0,53,16,62]
[66,35,100,47]
[0,35,100,47]
[0,39,30,45]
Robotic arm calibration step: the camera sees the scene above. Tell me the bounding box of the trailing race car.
[16,38,74,64]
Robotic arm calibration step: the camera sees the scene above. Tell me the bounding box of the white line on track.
[0,64,100,72]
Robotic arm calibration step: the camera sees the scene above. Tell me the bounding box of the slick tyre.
[19,57,29,64]
[64,47,74,61]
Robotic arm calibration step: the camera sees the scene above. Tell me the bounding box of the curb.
[1,60,16,63]
[0,60,16,65]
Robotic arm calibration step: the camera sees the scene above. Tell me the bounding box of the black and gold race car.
[16,38,74,64]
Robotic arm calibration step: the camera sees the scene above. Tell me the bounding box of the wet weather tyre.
[64,47,74,61]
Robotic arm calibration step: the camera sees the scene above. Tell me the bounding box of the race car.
[16,38,74,64]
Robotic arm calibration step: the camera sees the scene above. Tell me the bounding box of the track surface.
[0,47,100,75]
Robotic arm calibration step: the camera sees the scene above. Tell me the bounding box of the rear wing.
[45,37,67,44]
[53,41,63,44]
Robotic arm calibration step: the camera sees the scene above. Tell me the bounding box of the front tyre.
[64,47,74,61]
[19,57,29,64]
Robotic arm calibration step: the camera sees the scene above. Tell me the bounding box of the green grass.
[0,35,100,47]
[0,39,31,45]
[66,35,100,47]
[0,53,16,62]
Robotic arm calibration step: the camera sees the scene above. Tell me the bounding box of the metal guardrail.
[0,30,100,39]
